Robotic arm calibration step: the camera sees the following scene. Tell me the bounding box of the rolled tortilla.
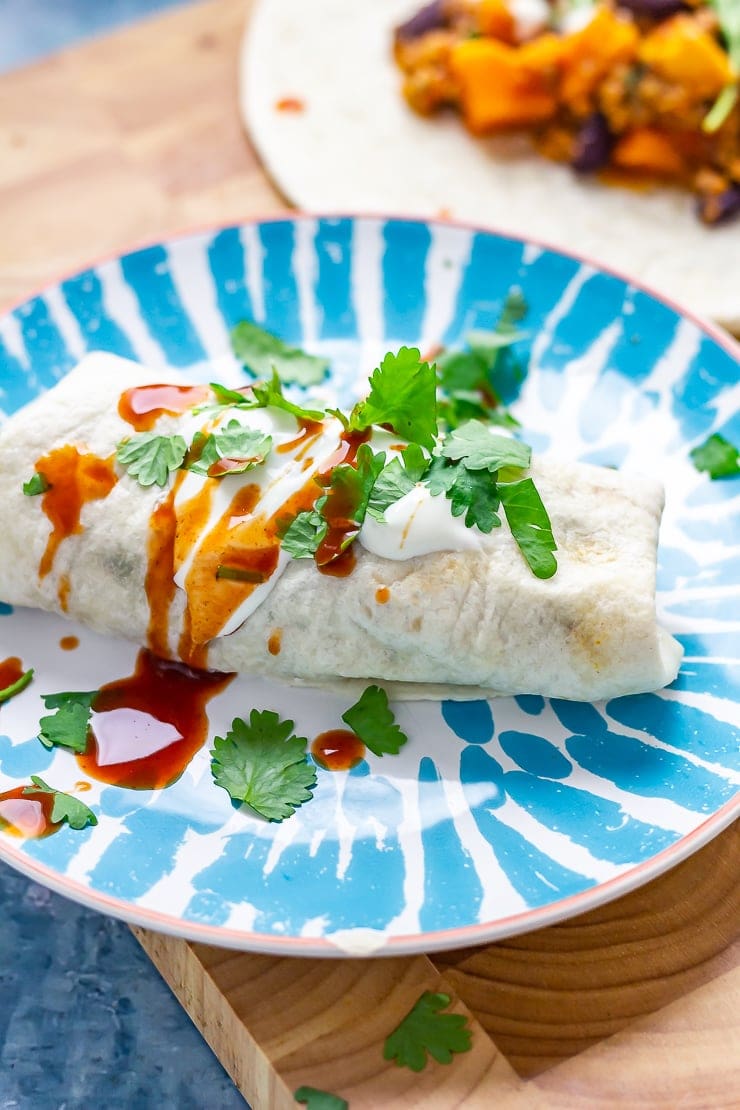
[0,353,682,700]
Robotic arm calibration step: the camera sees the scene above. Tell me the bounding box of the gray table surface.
[1,2,247,1106]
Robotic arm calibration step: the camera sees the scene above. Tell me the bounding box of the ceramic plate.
[0,216,738,957]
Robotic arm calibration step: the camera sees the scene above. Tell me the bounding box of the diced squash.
[477,0,516,44]
[451,36,563,132]
[639,15,734,100]
[560,7,640,113]
[612,128,685,176]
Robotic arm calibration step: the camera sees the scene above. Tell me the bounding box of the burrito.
[0,352,682,701]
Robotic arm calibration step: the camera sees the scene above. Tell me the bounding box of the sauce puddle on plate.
[78,649,233,790]
[0,786,60,839]
[311,729,365,771]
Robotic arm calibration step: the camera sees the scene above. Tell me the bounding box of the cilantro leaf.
[279,506,327,559]
[315,444,385,564]
[499,479,557,579]
[251,371,326,421]
[350,348,438,449]
[427,458,502,533]
[0,667,33,704]
[341,685,408,757]
[210,710,316,821]
[23,776,97,831]
[294,1088,348,1110]
[231,321,329,386]
[690,433,740,480]
[23,472,50,496]
[38,691,96,753]
[116,433,188,487]
[383,991,472,1072]
[367,443,429,520]
[187,421,272,477]
[440,422,530,472]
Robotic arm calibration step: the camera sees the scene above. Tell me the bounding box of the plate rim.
[1,211,738,956]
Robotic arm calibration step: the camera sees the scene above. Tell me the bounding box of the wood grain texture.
[0,1,738,1106]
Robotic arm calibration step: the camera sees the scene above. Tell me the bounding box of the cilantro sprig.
[231,321,329,386]
[22,776,97,831]
[210,710,316,821]
[383,991,472,1072]
[38,691,96,753]
[367,443,428,521]
[342,685,408,757]
[186,421,272,478]
[0,667,34,704]
[690,432,740,479]
[349,348,438,449]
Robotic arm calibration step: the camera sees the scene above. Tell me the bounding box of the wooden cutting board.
[0,1,738,1106]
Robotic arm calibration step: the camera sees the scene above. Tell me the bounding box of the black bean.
[395,0,448,42]
[571,113,614,174]
[697,185,740,225]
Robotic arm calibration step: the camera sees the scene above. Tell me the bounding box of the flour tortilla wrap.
[241,0,740,332]
[0,354,682,701]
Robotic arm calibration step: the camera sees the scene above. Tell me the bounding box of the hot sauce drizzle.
[118,383,210,431]
[311,729,365,771]
[314,429,371,573]
[77,649,233,790]
[0,786,60,838]
[375,586,391,604]
[267,629,282,656]
[35,446,117,578]
[59,636,79,651]
[0,657,24,691]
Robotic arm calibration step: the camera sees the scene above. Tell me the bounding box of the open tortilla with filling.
[240,0,740,332]
[0,353,682,701]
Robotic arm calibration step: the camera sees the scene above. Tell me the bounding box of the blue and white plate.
[0,216,738,956]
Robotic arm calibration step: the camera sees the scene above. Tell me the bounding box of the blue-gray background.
[1,2,245,1105]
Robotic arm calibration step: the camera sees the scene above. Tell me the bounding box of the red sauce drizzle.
[77,649,233,790]
[276,96,305,113]
[118,384,210,431]
[35,446,118,579]
[58,574,71,612]
[375,586,391,604]
[59,636,79,651]
[311,729,365,772]
[277,419,324,455]
[314,429,370,570]
[0,657,24,691]
[0,786,60,838]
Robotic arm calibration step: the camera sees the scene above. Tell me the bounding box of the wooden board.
[0,1,738,1105]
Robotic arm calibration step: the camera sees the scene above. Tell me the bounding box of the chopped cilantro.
[294,1088,348,1110]
[341,685,408,757]
[38,691,96,753]
[0,667,34,704]
[22,776,97,831]
[210,709,316,822]
[349,348,438,449]
[690,432,740,480]
[366,443,429,521]
[426,456,502,533]
[231,321,329,386]
[215,565,266,583]
[116,432,188,488]
[279,505,327,560]
[440,421,530,472]
[187,421,272,477]
[23,472,50,496]
[499,479,558,579]
[383,991,472,1072]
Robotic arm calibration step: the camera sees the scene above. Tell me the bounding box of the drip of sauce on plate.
[0,786,60,838]
[275,96,305,113]
[0,657,24,690]
[34,446,117,578]
[77,649,233,790]
[118,383,210,431]
[59,636,79,651]
[311,729,365,771]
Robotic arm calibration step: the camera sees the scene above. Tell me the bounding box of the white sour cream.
[359,484,483,561]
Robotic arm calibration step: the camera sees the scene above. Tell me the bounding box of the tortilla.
[240,0,740,333]
[0,353,682,701]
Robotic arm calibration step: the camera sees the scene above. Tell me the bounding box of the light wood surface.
[1,1,738,1106]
